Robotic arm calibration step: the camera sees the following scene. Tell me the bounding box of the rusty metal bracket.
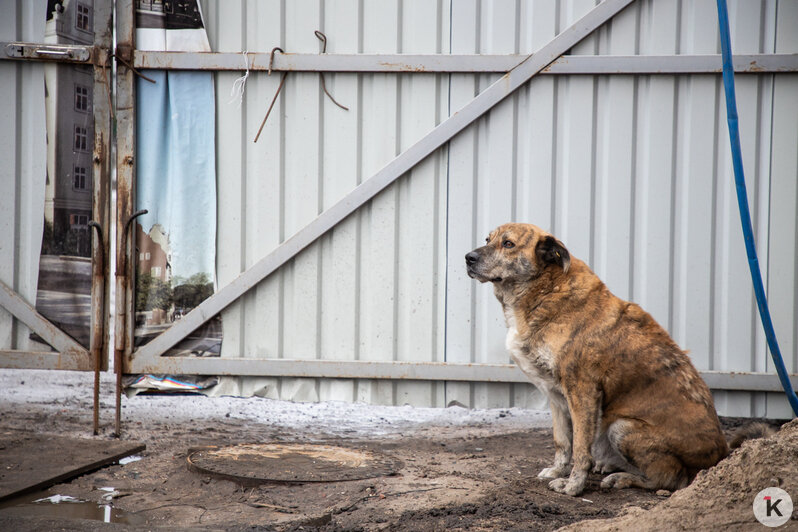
[2,41,94,63]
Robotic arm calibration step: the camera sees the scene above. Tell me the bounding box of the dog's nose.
[465,251,480,265]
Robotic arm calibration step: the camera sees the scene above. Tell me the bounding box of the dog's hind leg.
[592,429,635,475]
[601,471,656,490]
[601,455,688,491]
[600,419,690,491]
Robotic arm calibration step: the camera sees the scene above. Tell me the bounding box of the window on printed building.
[76,3,92,31]
[70,214,89,227]
[74,125,88,151]
[138,1,165,12]
[74,166,88,190]
[151,266,161,278]
[75,85,89,112]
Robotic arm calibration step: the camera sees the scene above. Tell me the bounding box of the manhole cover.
[186,443,402,485]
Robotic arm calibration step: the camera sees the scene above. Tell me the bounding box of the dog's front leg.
[549,387,600,496]
[538,397,572,479]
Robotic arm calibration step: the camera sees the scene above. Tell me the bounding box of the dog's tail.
[728,422,777,449]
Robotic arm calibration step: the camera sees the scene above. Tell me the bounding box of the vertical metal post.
[90,0,113,437]
[114,0,136,437]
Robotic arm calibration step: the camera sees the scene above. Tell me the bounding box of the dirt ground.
[0,369,794,531]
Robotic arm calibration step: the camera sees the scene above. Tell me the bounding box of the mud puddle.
[0,489,145,526]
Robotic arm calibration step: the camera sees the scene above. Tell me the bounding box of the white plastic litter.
[34,495,83,504]
[99,487,120,501]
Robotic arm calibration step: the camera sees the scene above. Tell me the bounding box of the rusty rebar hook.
[314,30,328,53]
[314,30,349,111]
[254,33,349,143]
[114,208,147,437]
[113,53,156,84]
[268,46,284,76]
[254,47,288,143]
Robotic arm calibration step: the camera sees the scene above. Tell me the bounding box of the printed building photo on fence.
[128,0,220,392]
[35,0,96,349]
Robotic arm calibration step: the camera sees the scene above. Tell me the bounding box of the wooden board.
[0,433,145,501]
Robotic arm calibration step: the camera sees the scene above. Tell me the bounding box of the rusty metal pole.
[88,221,104,435]
[114,0,136,438]
[89,0,114,436]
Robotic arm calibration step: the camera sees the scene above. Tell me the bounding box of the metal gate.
[2,0,797,427]
[0,0,112,431]
[115,0,798,418]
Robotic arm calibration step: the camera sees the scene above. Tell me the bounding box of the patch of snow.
[0,369,550,438]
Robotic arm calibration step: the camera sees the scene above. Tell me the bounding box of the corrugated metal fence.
[2,0,797,420]
[188,0,798,417]
[445,0,798,417]
[204,0,452,406]
[186,0,794,418]
[0,2,48,355]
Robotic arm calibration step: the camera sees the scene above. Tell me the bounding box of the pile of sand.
[560,419,798,531]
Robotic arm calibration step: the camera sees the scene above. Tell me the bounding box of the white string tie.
[229,50,250,107]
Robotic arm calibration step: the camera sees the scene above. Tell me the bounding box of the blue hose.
[715,0,798,416]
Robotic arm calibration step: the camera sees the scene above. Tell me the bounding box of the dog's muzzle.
[465,251,480,279]
[465,250,500,282]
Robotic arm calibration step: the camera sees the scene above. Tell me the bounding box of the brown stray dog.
[465,223,728,497]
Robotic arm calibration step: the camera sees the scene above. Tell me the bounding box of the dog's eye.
[502,240,515,249]
[485,237,490,243]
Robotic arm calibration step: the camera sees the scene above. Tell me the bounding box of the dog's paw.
[592,461,618,474]
[538,466,569,479]
[600,472,635,490]
[548,477,585,497]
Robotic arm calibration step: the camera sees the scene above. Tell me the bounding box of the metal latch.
[3,42,92,62]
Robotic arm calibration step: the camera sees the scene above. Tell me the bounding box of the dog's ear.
[535,235,571,273]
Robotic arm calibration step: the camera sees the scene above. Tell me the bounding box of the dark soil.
[0,389,791,532]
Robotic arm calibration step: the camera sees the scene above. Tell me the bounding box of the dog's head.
[465,223,570,285]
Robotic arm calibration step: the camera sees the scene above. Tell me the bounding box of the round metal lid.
[186,443,402,484]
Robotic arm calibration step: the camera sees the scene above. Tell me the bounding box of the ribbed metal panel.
[0,1,47,352]
[205,0,450,405]
[447,0,794,417]
[767,0,798,418]
[202,0,796,416]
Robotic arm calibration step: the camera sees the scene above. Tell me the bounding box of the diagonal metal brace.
[0,280,87,357]
[132,0,636,367]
